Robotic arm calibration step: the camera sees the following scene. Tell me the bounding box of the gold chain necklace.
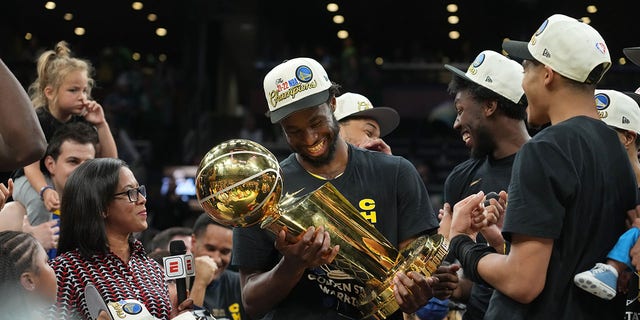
[305,169,344,180]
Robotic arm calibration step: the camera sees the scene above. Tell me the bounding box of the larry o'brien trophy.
[195,139,448,319]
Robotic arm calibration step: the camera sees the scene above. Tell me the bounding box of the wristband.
[450,234,496,286]
[39,185,54,200]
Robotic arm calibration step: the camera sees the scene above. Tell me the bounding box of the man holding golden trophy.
[195,58,459,320]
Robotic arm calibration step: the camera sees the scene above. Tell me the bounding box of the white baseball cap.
[502,14,611,84]
[334,92,400,137]
[444,50,525,104]
[263,57,332,123]
[624,47,640,67]
[596,89,640,134]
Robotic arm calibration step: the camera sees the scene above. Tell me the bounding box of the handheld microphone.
[167,240,194,304]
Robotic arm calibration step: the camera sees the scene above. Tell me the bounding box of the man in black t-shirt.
[232,57,458,320]
[190,213,245,320]
[435,50,529,320]
[449,14,636,319]
[572,90,640,318]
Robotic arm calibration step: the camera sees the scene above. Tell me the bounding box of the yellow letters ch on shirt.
[358,198,377,224]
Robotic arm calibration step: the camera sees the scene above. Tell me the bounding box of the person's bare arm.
[82,99,117,158]
[480,224,506,254]
[189,256,218,307]
[629,231,640,271]
[437,202,453,238]
[0,179,12,211]
[23,216,59,250]
[450,192,552,304]
[240,227,338,318]
[476,234,552,303]
[0,59,46,170]
[94,121,118,158]
[0,200,23,232]
[24,161,60,211]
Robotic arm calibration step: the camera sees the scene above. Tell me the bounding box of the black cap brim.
[502,40,535,61]
[623,91,640,108]
[345,107,400,137]
[444,64,472,83]
[624,47,640,67]
[268,89,330,123]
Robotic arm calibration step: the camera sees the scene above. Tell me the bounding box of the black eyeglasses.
[113,185,147,202]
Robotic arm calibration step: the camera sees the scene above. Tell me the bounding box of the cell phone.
[483,192,500,207]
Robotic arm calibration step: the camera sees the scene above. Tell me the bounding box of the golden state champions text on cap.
[263,57,332,123]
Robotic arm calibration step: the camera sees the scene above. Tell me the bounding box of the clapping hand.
[393,270,437,314]
[449,192,486,240]
[431,263,460,300]
[0,178,13,211]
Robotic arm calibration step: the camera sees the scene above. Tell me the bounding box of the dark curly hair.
[448,75,527,121]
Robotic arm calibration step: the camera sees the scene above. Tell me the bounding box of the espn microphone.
[167,240,194,304]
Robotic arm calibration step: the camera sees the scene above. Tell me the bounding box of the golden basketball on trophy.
[195,139,448,319]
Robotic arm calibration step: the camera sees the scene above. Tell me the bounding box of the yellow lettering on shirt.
[358,199,377,223]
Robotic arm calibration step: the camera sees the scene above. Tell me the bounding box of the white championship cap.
[334,92,400,137]
[595,89,640,134]
[502,14,611,84]
[444,50,525,104]
[263,57,332,123]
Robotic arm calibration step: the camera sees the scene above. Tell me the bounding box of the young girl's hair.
[28,40,95,109]
[0,231,42,305]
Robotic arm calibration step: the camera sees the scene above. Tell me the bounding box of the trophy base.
[360,234,449,320]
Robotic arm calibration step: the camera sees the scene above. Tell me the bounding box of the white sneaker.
[574,262,618,300]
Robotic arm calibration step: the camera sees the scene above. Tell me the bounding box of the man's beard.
[293,118,340,167]
[299,138,338,167]
[470,125,496,159]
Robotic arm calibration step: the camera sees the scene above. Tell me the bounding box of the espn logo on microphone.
[163,254,195,280]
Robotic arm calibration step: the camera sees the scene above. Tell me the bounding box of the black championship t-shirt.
[202,270,245,320]
[232,145,439,320]
[487,116,637,319]
[443,154,515,320]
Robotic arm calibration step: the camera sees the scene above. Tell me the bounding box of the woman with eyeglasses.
[45,158,174,319]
